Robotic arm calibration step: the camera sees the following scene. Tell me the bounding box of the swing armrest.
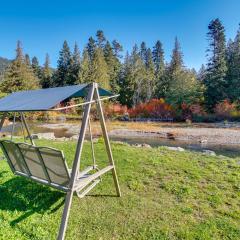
[68,166,95,179]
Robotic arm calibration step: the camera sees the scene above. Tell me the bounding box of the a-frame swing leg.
[94,84,121,197]
[0,113,7,132]
[57,84,95,240]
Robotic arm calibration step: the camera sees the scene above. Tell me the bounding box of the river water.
[2,121,240,158]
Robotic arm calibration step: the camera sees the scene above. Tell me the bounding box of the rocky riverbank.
[35,122,240,145]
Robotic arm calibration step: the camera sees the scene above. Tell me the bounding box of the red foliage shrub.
[104,103,128,118]
[128,99,174,119]
[214,100,236,117]
[180,103,206,120]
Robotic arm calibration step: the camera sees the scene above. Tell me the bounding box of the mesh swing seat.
[0,83,121,240]
[0,140,113,194]
[0,140,70,191]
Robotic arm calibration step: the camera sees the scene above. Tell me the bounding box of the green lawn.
[0,139,240,240]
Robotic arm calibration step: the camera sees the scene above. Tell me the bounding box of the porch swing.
[0,83,121,240]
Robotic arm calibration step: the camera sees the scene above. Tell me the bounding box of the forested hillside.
[0,18,240,120]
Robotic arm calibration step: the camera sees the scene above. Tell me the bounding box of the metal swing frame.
[0,83,121,240]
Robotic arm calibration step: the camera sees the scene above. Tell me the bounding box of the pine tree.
[145,48,155,100]
[159,37,184,99]
[140,42,147,64]
[86,37,96,61]
[90,48,110,89]
[79,48,91,83]
[204,18,228,109]
[0,41,39,93]
[31,56,42,80]
[53,40,72,86]
[165,38,202,107]
[70,43,81,85]
[118,52,135,107]
[197,64,207,81]
[122,44,147,106]
[112,40,123,58]
[96,30,106,49]
[16,40,24,61]
[25,54,31,66]
[226,26,240,101]
[169,37,184,73]
[152,40,165,98]
[104,41,121,92]
[41,54,52,88]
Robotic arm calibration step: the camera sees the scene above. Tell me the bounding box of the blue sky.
[0,0,239,70]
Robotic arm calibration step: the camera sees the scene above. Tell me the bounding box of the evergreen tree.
[16,40,24,61]
[159,37,184,99]
[90,48,110,89]
[0,41,39,93]
[140,42,147,64]
[25,54,31,66]
[118,52,135,107]
[226,26,240,101]
[197,64,207,81]
[204,18,228,109]
[152,40,165,75]
[79,48,91,83]
[166,69,203,107]
[86,37,96,61]
[120,45,148,106]
[31,56,42,80]
[41,53,52,88]
[145,48,155,100]
[112,40,123,58]
[169,37,184,73]
[70,43,81,85]
[104,41,121,92]
[165,38,202,107]
[53,40,72,86]
[96,30,106,49]
[152,40,166,98]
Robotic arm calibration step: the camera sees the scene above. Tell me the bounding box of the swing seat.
[0,140,112,197]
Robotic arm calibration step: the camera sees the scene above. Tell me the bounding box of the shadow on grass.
[0,176,65,226]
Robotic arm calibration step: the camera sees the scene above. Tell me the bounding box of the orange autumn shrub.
[128,99,174,119]
[180,102,206,121]
[214,99,236,118]
[104,103,128,118]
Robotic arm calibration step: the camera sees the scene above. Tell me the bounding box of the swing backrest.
[0,140,71,190]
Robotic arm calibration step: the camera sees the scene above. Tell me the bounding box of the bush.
[179,103,207,121]
[214,100,236,118]
[104,103,128,118]
[128,99,174,120]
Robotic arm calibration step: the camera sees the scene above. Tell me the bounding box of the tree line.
[0,19,240,112]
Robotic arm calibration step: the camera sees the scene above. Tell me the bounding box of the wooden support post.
[94,84,121,197]
[20,113,35,146]
[0,113,7,132]
[57,83,95,240]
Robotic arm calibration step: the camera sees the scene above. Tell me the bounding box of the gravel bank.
[109,128,240,145]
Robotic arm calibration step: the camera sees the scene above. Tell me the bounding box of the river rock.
[69,135,79,141]
[202,150,216,156]
[134,143,152,148]
[167,132,176,140]
[30,134,39,140]
[166,146,185,152]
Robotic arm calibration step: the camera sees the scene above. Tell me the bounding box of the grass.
[0,139,240,239]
